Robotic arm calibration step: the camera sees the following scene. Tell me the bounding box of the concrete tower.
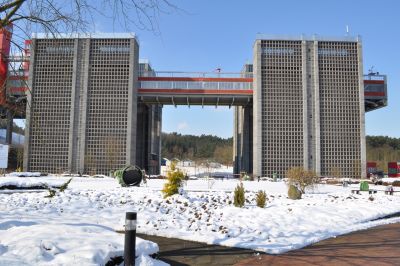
[253,36,366,179]
[24,34,139,174]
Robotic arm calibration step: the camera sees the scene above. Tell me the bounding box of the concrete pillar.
[301,41,309,170]
[313,40,321,176]
[144,104,162,175]
[156,105,162,175]
[241,106,252,173]
[78,39,91,173]
[68,39,79,172]
[357,37,366,178]
[126,39,139,166]
[233,106,241,175]
[135,102,146,169]
[252,40,262,177]
[5,109,13,145]
[23,39,36,171]
[147,105,155,174]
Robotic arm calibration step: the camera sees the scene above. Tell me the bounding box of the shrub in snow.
[286,167,319,194]
[392,181,400,187]
[162,163,184,198]
[255,190,267,208]
[59,178,72,192]
[369,195,374,201]
[233,182,245,207]
[288,184,302,200]
[44,178,73,198]
[44,188,56,198]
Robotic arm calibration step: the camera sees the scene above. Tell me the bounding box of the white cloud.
[177,122,189,130]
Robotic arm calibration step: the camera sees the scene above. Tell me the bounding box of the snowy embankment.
[1,175,400,265]
[0,175,65,190]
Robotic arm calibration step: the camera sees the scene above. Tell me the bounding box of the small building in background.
[178,159,195,167]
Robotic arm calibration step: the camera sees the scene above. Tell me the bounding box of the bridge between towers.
[138,72,253,107]
[138,72,387,111]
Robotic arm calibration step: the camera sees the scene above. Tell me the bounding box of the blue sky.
[17,0,400,139]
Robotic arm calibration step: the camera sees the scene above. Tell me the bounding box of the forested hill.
[161,132,233,165]
[366,135,400,172]
[161,134,400,170]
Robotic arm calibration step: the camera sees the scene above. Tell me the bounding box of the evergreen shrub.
[288,184,302,200]
[162,163,184,198]
[233,183,245,207]
[255,190,267,208]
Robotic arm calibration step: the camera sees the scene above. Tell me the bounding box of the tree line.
[366,135,400,172]
[162,134,400,171]
[161,132,233,165]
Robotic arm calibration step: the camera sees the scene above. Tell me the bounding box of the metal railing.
[256,34,360,42]
[140,71,253,78]
[139,80,253,91]
[364,74,386,81]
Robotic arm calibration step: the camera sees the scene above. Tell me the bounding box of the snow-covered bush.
[255,190,267,208]
[162,163,184,198]
[286,167,319,193]
[288,184,302,200]
[233,183,245,207]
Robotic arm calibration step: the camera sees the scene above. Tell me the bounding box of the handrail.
[141,71,253,78]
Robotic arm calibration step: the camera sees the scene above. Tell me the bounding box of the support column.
[156,105,162,175]
[253,40,262,177]
[68,39,79,172]
[301,41,309,170]
[23,39,36,171]
[358,37,366,178]
[78,39,90,173]
[241,106,252,173]
[233,106,241,175]
[313,40,321,176]
[5,109,13,145]
[147,105,154,174]
[126,39,139,166]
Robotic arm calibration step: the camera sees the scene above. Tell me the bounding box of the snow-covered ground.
[1,174,400,265]
[382,177,400,183]
[160,164,233,177]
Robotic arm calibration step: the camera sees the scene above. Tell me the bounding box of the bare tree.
[1,0,178,35]
[0,0,178,149]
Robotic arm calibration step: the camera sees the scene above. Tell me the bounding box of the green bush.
[162,163,184,198]
[255,190,267,208]
[288,184,302,200]
[233,183,245,207]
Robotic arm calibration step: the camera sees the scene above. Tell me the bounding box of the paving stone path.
[139,222,400,266]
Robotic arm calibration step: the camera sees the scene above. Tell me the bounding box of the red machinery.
[0,24,12,106]
[388,162,400,178]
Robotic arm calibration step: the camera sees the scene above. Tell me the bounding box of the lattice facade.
[24,36,138,175]
[26,39,74,173]
[261,40,304,178]
[253,38,365,179]
[318,41,362,178]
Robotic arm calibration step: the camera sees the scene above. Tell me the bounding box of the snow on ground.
[160,165,233,177]
[382,177,400,183]
[0,175,66,189]
[1,174,400,265]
